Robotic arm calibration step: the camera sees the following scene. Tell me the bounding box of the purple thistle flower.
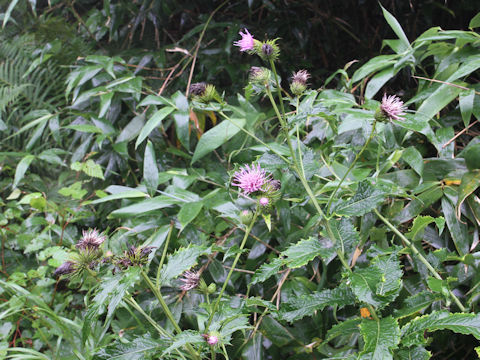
[380,94,406,121]
[234,29,255,52]
[232,163,270,195]
[259,197,269,206]
[207,335,218,345]
[179,270,200,291]
[76,229,106,250]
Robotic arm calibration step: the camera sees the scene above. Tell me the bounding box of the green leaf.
[135,106,175,148]
[402,146,424,176]
[360,316,400,360]
[401,311,480,347]
[177,201,203,229]
[279,286,355,322]
[116,114,145,143]
[90,190,149,204]
[333,181,386,216]
[395,346,431,360]
[469,12,480,29]
[394,185,443,224]
[58,181,88,200]
[328,217,360,259]
[261,316,295,347]
[95,334,164,360]
[109,196,178,218]
[71,159,105,179]
[394,291,442,319]
[416,85,463,124]
[350,255,402,308]
[456,170,480,220]
[405,216,435,241]
[380,5,411,51]
[158,245,211,286]
[365,66,395,99]
[83,267,141,342]
[251,257,284,285]
[162,331,204,356]
[143,141,159,196]
[281,237,332,268]
[13,155,35,188]
[191,118,246,164]
[459,90,475,127]
[172,91,190,149]
[442,196,469,255]
[65,124,103,133]
[2,0,20,28]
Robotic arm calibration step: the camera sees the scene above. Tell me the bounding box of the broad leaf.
[333,181,386,216]
[360,316,400,360]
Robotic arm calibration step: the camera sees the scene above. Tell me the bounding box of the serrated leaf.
[95,334,164,360]
[162,331,204,356]
[281,237,330,268]
[394,291,442,319]
[360,316,400,360]
[333,181,386,216]
[251,257,283,285]
[373,255,403,296]
[83,267,140,342]
[405,216,435,241]
[323,318,362,343]
[158,245,211,286]
[395,346,431,360]
[328,217,360,259]
[279,286,355,322]
[401,311,480,347]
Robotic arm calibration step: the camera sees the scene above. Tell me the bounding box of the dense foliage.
[2,1,480,359]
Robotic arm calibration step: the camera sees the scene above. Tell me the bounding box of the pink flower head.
[259,197,269,206]
[207,335,218,345]
[234,28,254,52]
[233,163,270,195]
[380,94,406,121]
[292,70,310,85]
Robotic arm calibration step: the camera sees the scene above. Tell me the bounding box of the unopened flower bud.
[239,210,254,225]
[259,197,269,207]
[202,333,220,346]
[189,82,207,96]
[207,283,216,294]
[262,43,273,56]
[255,39,280,62]
[249,66,270,85]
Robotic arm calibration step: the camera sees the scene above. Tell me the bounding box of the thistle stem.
[141,270,201,360]
[326,119,377,216]
[374,209,467,312]
[206,210,259,330]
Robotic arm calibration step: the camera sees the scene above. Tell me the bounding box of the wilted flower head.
[249,66,271,85]
[379,94,406,121]
[179,270,200,291]
[233,163,270,195]
[189,82,207,96]
[234,28,255,52]
[53,261,76,277]
[292,70,310,85]
[76,229,106,250]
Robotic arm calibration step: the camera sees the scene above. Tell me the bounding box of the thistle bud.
[207,283,216,294]
[202,332,220,346]
[76,229,106,251]
[189,83,221,103]
[259,197,269,207]
[239,210,254,225]
[255,39,280,62]
[249,66,270,85]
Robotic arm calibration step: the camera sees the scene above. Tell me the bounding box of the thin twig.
[442,120,479,149]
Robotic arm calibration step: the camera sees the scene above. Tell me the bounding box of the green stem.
[206,210,259,330]
[156,222,174,289]
[125,296,170,337]
[269,59,286,120]
[374,209,467,312]
[326,119,377,216]
[141,270,201,360]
